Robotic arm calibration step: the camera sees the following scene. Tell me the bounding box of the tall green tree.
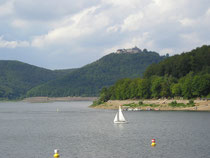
[192,74,210,97]
[150,76,163,98]
[180,73,193,98]
[171,83,182,97]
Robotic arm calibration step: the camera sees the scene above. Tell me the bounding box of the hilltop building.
[116,46,142,54]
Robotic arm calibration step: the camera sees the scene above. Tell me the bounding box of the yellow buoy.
[54,149,60,157]
[54,153,59,158]
[151,139,156,147]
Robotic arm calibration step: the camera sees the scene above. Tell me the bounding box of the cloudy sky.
[0,0,210,69]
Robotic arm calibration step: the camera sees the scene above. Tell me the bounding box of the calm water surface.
[0,101,210,158]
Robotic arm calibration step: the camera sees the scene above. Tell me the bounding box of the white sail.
[114,106,127,123]
[118,106,126,122]
[114,113,118,122]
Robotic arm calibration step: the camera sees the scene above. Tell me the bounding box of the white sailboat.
[114,106,127,123]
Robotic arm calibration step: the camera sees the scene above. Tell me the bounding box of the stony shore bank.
[23,97,97,102]
[93,99,210,111]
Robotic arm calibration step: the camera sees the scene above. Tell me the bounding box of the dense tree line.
[97,73,210,103]
[96,45,210,103]
[144,45,210,78]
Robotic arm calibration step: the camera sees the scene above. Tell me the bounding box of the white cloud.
[102,0,140,8]
[11,19,29,28]
[102,0,151,11]
[0,0,14,17]
[180,32,202,44]
[152,0,174,13]
[31,6,110,48]
[159,48,173,55]
[1,0,210,69]
[206,8,210,17]
[121,12,144,32]
[179,18,195,26]
[0,36,29,48]
[104,32,154,54]
[126,32,154,48]
[106,25,120,33]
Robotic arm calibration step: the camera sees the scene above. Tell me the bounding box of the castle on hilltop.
[116,46,143,54]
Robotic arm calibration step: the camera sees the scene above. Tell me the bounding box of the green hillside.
[27,49,165,97]
[53,68,78,74]
[0,60,67,99]
[95,45,210,103]
[144,45,210,78]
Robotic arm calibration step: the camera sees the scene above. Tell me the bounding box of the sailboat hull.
[114,121,127,124]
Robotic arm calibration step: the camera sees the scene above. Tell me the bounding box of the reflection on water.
[114,123,125,130]
[0,101,210,158]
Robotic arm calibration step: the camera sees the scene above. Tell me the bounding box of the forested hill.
[0,60,67,99]
[27,50,165,97]
[144,45,210,78]
[95,45,210,103]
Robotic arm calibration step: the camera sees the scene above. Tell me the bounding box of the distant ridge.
[27,49,165,97]
[0,48,166,100]
[0,60,72,99]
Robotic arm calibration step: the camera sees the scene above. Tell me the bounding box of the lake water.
[0,101,210,158]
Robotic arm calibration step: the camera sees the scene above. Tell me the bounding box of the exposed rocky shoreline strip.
[23,97,98,103]
[23,97,210,111]
[93,99,210,111]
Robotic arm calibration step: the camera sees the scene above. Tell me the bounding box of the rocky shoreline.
[92,99,210,111]
[23,97,98,103]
